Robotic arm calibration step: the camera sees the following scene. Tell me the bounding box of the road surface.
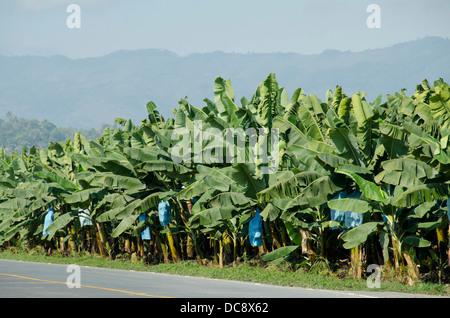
[0,259,446,299]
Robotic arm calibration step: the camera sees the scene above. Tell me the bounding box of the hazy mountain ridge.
[0,36,449,129]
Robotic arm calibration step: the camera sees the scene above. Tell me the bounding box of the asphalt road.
[0,259,446,300]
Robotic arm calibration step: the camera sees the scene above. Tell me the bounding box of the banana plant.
[1,74,450,284]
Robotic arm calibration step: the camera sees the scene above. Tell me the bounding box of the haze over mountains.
[0,36,449,130]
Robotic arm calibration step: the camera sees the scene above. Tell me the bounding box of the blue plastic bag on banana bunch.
[139,213,151,240]
[78,209,93,227]
[330,189,363,229]
[249,208,263,247]
[344,189,363,229]
[447,198,450,219]
[330,191,347,227]
[43,207,54,235]
[158,200,172,228]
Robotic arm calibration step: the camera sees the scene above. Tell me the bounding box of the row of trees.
[1,74,449,284]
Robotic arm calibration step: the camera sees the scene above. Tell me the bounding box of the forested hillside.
[0,112,104,153]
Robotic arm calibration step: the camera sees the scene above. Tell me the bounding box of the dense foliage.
[1,74,449,285]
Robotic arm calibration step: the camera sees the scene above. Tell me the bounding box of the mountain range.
[0,36,449,130]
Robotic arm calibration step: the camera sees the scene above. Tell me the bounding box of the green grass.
[0,248,448,296]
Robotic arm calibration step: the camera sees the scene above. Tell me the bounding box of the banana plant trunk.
[95,222,108,258]
[154,232,169,263]
[219,239,224,268]
[300,229,315,258]
[166,226,181,262]
[68,226,76,253]
[269,224,282,250]
[403,249,419,285]
[350,245,363,279]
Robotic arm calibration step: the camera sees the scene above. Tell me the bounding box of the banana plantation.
[1,74,450,285]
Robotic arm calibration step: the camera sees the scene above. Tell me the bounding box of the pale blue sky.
[1,0,449,58]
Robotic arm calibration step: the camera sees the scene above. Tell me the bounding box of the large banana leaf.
[328,198,371,214]
[415,81,450,130]
[213,77,239,127]
[404,121,450,164]
[122,146,171,162]
[134,192,161,213]
[429,83,450,129]
[111,213,140,238]
[81,173,146,191]
[259,202,281,222]
[335,168,388,202]
[303,94,325,117]
[272,115,307,148]
[378,122,409,159]
[44,210,78,239]
[99,157,137,178]
[257,170,323,202]
[341,222,382,249]
[257,73,278,129]
[0,176,17,189]
[352,93,373,127]
[142,160,192,176]
[0,219,29,245]
[0,197,30,211]
[175,179,213,201]
[297,100,325,141]
[337,97,352,124]
[261,245,299,262]
[96,198,141,222]
[208,192,253,209]
[403,235,432,248]
[191,206,237,228]
[230,163,265,199]
[64,188,108,206]
[282,175,346,215]
[175,98,209,129]
[197,165,235,185]
[393,182,450,207]
[328,127,364,166]
[375,158,439,187]
[33,171,77,191]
